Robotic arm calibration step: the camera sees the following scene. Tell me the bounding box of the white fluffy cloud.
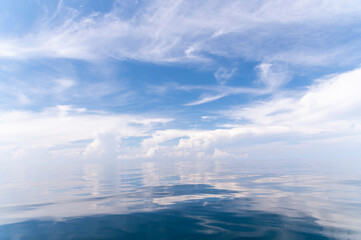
[1,67,361,162]
[0,105,172,162]
[228,67,361,131]
[116,67,361,160]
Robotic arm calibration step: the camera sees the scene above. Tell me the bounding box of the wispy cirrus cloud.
[1,0,359,112]
[0,59,131,109]
[215,67,237,85]
[184,62,289,106]
[183,86,264,106]
[0,0,360,66]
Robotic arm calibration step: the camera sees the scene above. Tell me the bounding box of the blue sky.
[1,0,361,162]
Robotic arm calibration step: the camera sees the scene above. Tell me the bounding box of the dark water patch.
[0,198,341,240]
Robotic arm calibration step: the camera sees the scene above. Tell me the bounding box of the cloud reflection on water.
[0,159,360,239]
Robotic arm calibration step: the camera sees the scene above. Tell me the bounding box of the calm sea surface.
[0,158,360,239]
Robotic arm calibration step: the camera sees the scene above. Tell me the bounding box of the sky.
[1,0,361,163]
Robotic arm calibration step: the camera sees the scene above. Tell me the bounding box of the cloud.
[211,148,230,159]
[184,62,287,106]
[0,0,360,66]
[53,78,75,93]
[255,62,289,90]
[227,67,361,130]
[2,67,361,162]
[184,94,226,106]
[0,67,130,109]
[215,67,237,85]
[183,86,264,106]
[0,105,172,162]
[82,132,118,161]
[1,1,361,162]
[117,67,361,160]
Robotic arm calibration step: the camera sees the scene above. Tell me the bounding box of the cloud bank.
[1,1,361,162]
[1,67,361,162]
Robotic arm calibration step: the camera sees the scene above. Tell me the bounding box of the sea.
[0,158,360,239]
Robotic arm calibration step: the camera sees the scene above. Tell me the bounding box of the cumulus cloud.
[82,133,119,161]
[0,105,172,162]
[211,148,230,159]
[2,67,361,162]
[115,67,361,160]
[227,67,361,131]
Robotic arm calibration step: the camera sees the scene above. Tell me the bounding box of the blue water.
[0,158,360,239]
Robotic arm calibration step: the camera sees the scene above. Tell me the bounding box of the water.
[0,158,360,239]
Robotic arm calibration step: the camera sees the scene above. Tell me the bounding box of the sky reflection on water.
[0,158,360,239]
